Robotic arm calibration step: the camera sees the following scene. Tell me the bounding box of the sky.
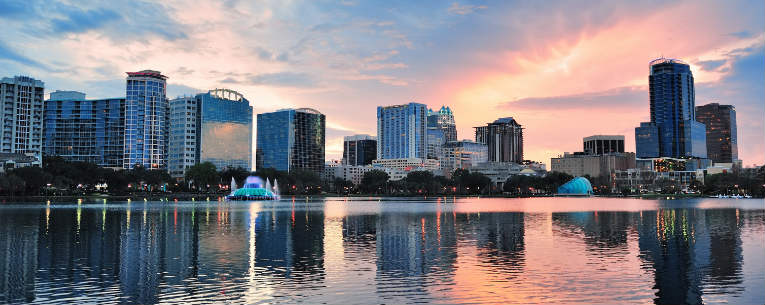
[1,0,763,167]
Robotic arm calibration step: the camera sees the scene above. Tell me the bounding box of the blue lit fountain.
[226,176,280,200]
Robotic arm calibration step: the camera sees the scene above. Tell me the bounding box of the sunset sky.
[1,0,763,167]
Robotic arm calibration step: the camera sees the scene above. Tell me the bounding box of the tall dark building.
[256,108,325,174]
[475,117,523,163]
[342,134,376,166]
[695,103,737,163]
[43,91,125,168]
[635,58,706,159]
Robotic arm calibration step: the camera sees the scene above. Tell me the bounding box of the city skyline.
[1,1,763,166]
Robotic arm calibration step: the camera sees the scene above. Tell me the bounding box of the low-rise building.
[551,152,635,178]
[612,168,703,193]
[372,158,440,173]
[0,153,41,173]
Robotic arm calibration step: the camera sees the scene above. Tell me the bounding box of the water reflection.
[0,198,762,304]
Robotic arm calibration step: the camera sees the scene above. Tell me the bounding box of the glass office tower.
[635,59,706,158]
[696,103,737,163]
[124,70,168,169]
[256,108,325,174]
[169,89,253,178]
[376,103,427,159]
[343,134,377,166]
[43,91,125,167]
[427,106,457,142]
[198,89,252,171]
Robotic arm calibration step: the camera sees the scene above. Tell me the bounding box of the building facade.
[441,140,488,176]
[583,135,624,155]
[124,70,168,169]
[426,128,446,160]
[43,91,125,168]
[377,103,427,160]
[342,134,376,166]
[635,58,706,159]
[551,152,636,178]
[198,89,252,171]
[168,96,199,178]
[256,108,325,174]
[427,106,457,142]
[475,117,523,164]
[0,76,44,160]
[695,103,737,163]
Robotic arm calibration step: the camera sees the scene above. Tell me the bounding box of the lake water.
[0,197,763,304]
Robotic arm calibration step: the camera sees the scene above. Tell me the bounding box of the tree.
[404,171,438,194]
[9,166,52,195]
[360,170,389,194]
[185,162,218,190]
[219,167,250,187]
[333,178,354,194]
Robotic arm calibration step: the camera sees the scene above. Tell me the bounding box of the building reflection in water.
[0,199,759,304]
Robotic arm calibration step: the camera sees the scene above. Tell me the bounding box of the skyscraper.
[0,76,44,159]
[43,91,125,168]
[343,134,376,166]
[124,70,169,169]
[635,58,706,159]
[169,89,253,178]
[696,103,738,163]
[475,117,524,163]
[256,108,325,174]
[427,106,457,142]
[376,103,427,159]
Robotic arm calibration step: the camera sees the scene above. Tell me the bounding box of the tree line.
[1,157,762,197]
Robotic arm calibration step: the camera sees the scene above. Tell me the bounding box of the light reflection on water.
[0,197,763,304]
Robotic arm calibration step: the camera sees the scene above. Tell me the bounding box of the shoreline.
[1,192,750,204]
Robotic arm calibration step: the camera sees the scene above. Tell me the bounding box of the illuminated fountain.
[227,176,280,200]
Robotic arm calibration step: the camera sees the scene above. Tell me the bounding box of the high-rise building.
[427,106,457,142]
[0,76,44,159]
[426,128,446,160]
[635,58,706,159]
[168,96,198,178]
[695,103,737,163]
[342,134,376,166]
[43,91,125,168]
[256,108,325,174]
[124,70,169,169]
[475,117,523,164]
[169,89,253,178]
[377,103,427,160]
[474,126,488,144]
[583,135,624,155]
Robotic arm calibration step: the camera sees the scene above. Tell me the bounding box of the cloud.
[0,0,35,19]
[0,41,48,70]
[254,47,273,60]
[249,72,316,88]
[50,8,121,34]
[696,59,727,71]
[448,2,487,15]
[500,86,646,111]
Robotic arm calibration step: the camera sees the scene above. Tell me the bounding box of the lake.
[0,197,763,304]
